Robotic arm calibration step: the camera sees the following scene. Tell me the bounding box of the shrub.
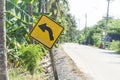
[110,40,120,54]
[18,44,47,75]
[116,42,120,54]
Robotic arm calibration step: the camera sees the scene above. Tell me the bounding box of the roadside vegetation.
[79,18,120,54]
[110,41,120,54]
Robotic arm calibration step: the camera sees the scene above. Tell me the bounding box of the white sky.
[68,0,120,30]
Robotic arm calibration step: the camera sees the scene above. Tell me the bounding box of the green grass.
[9,68,44,80]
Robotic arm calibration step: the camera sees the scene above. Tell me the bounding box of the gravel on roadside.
[53,48,89,80]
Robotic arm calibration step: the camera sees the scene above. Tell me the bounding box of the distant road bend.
[62,43,120,80]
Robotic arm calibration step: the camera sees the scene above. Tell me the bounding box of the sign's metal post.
[49,49,59,80]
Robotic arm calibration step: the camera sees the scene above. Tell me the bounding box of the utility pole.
[84,13,87,44]
[76,18,80,30]
[104,0,110,48]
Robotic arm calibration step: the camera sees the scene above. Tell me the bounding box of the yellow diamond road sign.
[29,15,64,49]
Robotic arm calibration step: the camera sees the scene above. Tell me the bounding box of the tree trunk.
[38,0,47,13]
[0,0,8,80]
[28,3,33,43]
[45,0,48,12]
[38,0,42,13]
[41,0,45,13]
[39,0,44,13]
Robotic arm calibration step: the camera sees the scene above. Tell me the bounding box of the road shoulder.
[53,48,90,80]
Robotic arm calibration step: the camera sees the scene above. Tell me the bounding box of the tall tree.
[28,2,33,43]
[0,0,8,80]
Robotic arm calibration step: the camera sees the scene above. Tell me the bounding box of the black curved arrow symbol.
[39,23,54,41]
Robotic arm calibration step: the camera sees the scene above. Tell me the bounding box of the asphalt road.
[62,43,120,80]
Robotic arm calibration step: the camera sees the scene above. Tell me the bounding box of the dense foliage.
[6,0,78,49]
[18,44,47,75]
